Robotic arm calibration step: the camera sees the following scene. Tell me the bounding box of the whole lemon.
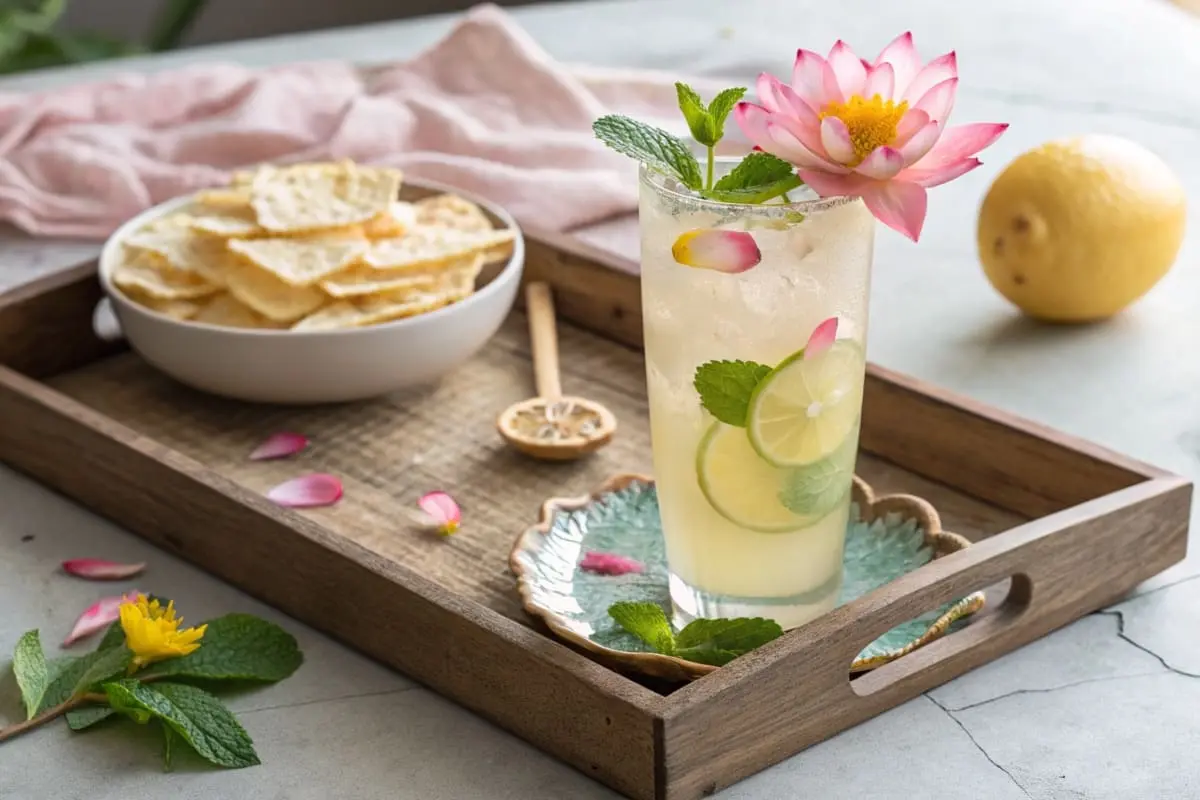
[977,135,1186,322]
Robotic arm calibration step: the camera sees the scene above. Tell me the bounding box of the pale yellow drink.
[639,163,874,630]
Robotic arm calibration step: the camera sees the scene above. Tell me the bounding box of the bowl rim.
[98,175,526,339]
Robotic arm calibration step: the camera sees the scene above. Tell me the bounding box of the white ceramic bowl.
[96,179,525,405]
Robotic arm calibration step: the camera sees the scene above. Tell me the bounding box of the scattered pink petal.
[267,474,343,508]
[579,551,644,576]
[249,432,309,461]
[62,559,146,581]
[671,229,761,273]
[805,317,838,359]
[64,591,141,646]
[417,491,461,537]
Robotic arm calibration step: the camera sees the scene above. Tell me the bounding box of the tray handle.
[92,297,124,343]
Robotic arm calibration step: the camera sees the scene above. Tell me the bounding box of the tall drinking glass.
[639,160,875,630]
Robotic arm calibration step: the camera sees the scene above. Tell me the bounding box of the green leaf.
[13,630,49,720]
[607,602,675,654]
[712,152,797,193]
[593,115,703,190]
[703,175,805,205]
[72,645,131,695]
[675,82,715,146]
[693,360,772,427]
[95,620,127,652]
[0,0,65,60]
[37,653,99,714]
[162,723,179,771]
[675,618,784,666]
[706,87,747,141]
[103,680,259,769]
[138,613,302,683]
[67,705,116,731]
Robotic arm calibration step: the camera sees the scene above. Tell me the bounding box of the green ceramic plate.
[511,474,985,682]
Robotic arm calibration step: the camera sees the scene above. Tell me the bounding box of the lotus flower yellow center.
[119,594,207,670]
[819,94,910,165]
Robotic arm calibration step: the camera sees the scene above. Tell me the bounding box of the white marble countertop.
[2,1,1200,798]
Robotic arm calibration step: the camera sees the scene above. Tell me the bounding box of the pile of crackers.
[110,160,517,332]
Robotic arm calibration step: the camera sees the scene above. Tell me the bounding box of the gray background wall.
[59,0,546,47]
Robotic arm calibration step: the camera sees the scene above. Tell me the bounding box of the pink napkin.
[0,3,721,241]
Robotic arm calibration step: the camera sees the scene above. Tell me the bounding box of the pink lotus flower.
[734,32,1008,242]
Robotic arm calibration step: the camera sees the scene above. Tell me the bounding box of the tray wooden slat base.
[0,237,1189,800]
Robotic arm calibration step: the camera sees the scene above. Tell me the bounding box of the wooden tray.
[0,233,1190,800]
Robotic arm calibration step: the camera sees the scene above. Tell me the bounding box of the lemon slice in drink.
[747,340,865,467]
[695,421,814,532]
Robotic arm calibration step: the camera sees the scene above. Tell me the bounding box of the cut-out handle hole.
[850,574,1032,697]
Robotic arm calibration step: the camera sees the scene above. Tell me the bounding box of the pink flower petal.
[918,122,1009,168]
[672,229,761,273]
[796,169,873,198]
[756,73,818,125]
[249,432,309,461]
[64,591,141,646]
[418,491,461,536]
[62,559,146,581]
[862,62,895,101]
[873,32,920,94]
[734,102,773,149]
[894,109,931,146]
[898,157,983,188]
[854,147,905,180]
[901,51,958,104]
[861,180,929,242]
[913,77,959,124]
[579,551,645,576]
[897,120,942,166]
[819,116,857,165]
[827,40,867,98]
[792,48,843,108]
[766,121,846,172]
[266,474,343,508]
[805,317,838,360]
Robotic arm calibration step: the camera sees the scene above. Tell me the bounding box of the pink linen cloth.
[0,3,732,241]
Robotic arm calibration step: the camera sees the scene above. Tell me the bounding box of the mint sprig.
[12,631,50,720]
[594,83,804,204]
[608,602,783,667]
[693,359,771,427]
[593,114,702,190]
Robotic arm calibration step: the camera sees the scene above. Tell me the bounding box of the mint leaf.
[94,620,127,652]
[675,82,715,146]
[713,152,796,193]
[593,115,703,190]
[67,705,116,731]
[705,175,804,205]
[72,645,130,695]
[706,87,746,141]
[608,602,675,654]
[693,360,772,427]
[13,630,49,720]
[37,653,99,714]
[138,613,302,683]
[162,724,179,771]
[103,680,259,769]
[675,618,784,666]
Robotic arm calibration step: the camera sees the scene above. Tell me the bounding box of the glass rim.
[638,162,859,216]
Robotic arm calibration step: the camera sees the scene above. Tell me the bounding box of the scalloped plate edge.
[510,473,987,682]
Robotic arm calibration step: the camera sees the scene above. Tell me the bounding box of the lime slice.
[779,422,860,517]
[695,421,814,532]
[747,339,865,467]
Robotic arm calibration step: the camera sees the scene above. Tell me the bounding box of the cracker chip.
[194,188,253,209]
[139,296,204,320]
[290,301,364,332]
[320,253,482,298]
[414,194,493,233]
[191,293,267,328]
[364,227,515,271]
[362,202,417,238]
[123,230,230,286]
[190,211,262,238]
[227,236,367,286]
[251,161,402,234]
[224,259,328,322]
[113,251,221,300]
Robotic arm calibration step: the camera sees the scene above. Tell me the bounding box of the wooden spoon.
[497,282,616,461]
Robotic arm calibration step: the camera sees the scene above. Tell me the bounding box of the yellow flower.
[118,594,207,670]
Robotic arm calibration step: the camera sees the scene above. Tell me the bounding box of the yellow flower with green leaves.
[119,594,207,670]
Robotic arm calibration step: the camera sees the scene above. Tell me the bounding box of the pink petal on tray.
[62,558,146,580]
[64,591,141,646]
[805,316,838,359]
[249,432,309,461]
[267,474,343,508]
[418,491,461,536]
[579,551,644,576]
